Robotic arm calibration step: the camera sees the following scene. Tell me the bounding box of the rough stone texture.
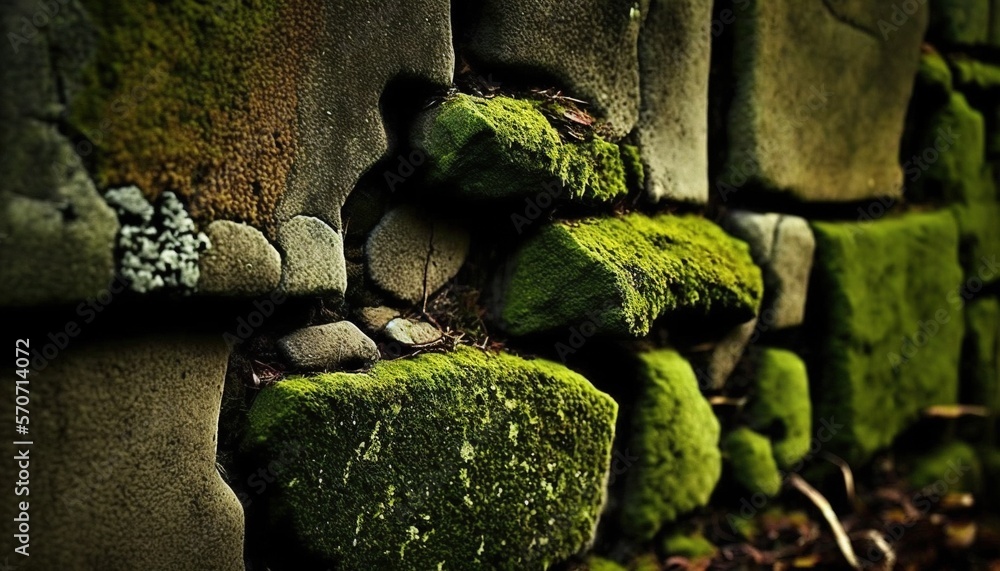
[747,348,812,469]
[198,220,282,296]
[278,321,380,372]
[621,350,721,540]
[355,306,402,334]
[636,0,713,203]
[727,211,815,329]
[963,296,1000,410]
[384,317,444,347]
[459,0,642,137]
[0,332,243,569]
[277,215,347,298]
[244,345,617,568]
[725,0,927,201]
[809,212,965,464]
[366,206,470,304]
[499,213,763,337]
[928,0,991,45]
[691,318,758,390]
[723,428,782,497]
[413,94,631,203]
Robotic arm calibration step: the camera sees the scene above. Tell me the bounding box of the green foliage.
[724,428,783,497]
[244,345,617,569]
[621,350,722,540]
[416,94,629,202]
[747,349,812,468]
[501,213,763,337]
[810,212,965,464]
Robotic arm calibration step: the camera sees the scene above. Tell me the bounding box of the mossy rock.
[621,350,722,540]
[951,58,1000,91]
[243,345,617,569]
[499,213,763,337]
[905,441,983,494]
[747,349,812,469]
[810,211,965,464]
[928,0,991,45]
[661,531,717,560]
[413,94,629,203]
[962,296,1000,409]
[724,428,783,497]
[586,556,628,571]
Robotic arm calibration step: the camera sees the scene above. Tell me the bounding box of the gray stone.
[384,317,444,347]
[695,318,759,390]
[636,0,713,203]
[459,0,642,137]
[278,321,380,372]
[355,306,402,334]
[724,0,927,201]
[366,206,470,304]
[0,123,118,307]
[0,332,244,569]
[198,220,282,296]
[278,216,347,298]
[727,211,815,329]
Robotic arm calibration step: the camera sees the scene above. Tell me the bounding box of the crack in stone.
[820,0,882,40]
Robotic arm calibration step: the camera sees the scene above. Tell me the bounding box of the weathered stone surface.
[499,213,763,337]
[724,0,927,201]
[366,206,469,304]
[244,346,617,568]
[278,321,380,372]
[809,211,964,463]
[354,306,402,334]
[384,317,444,347]
[198,220,282,296]
[727,211,815,329]
[0,332,243,569]
[413,94,631,203]
[690,318,758,390]
[277,216,347,298]
[621,350,721,540]
[459,0,642,137]
[636,0,713,203]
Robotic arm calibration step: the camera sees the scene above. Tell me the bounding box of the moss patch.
[810,211,965,464]
[906,441,983,494]
[243,345,617,569]
[747,349,812,469]
[621,350,722,540]
[661,531,717,560]
[500,213,763,337]
[963,296,1000,409]
[586,556,627,571]
[724,428,783,497]
[414,94,629,202]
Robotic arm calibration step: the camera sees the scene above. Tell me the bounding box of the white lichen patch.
[105,186,209,293]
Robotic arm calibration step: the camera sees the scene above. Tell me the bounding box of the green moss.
[928,0,991,45]
[963,297,1000,409]
[243,345,617,569]
[619,144,646,192]
[586,556,627,571]
[747,349,811,469]
[628,554,660,571]
[906,441,982,494]
[621,350,722,540]
[500,213,763,337]
[951,58,1000,90]
[724,428,783,497]
[918,52,954,98]
[810,212,965,464]
[661,531,717,560]
[415,94,629,203]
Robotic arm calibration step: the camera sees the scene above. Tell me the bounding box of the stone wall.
[1,0,998,569]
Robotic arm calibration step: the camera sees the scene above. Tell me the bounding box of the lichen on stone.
[105,186,209,293]
[243,345,617,568]
[500,213,763,337]
[621,350,722,541]
[746,349,812,469]
[724,428,783,497]
[414,93,630,203]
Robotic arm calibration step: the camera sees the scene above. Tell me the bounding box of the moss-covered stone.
[747,349,812,469]
[951,58,1000,90]
[918,51,955,100]
[243,345,617,569]
[963,297,1000,409]
[499,213,763,337]
[586,556,628,571]
[724,428,783,497]
[928,0,991,45]
[810,212,965,464]
[621,350,722,540]
[906,441,983,493]
[661,531,717,560]
[414,94,629,203]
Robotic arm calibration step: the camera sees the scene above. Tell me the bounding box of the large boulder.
[723,0,927,202]
[498,213,763,337]
[0,332,243,569]
[244,345,617,568]
[809,211,965,463]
